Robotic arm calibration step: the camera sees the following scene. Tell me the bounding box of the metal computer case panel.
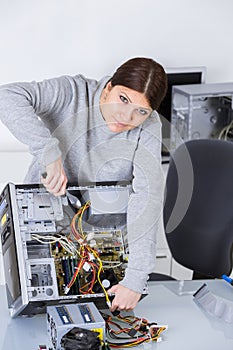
[0,182,131,317]
[170,82,233,151]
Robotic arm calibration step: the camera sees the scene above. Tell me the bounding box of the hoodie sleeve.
[0,76,75,166]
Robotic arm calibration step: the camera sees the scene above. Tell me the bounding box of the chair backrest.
[164,139,233,278]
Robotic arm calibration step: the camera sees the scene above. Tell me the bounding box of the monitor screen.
[159,66,206,156]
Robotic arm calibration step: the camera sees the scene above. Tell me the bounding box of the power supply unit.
[47,302,105,350]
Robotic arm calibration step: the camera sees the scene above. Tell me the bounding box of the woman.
[0,57,167,312]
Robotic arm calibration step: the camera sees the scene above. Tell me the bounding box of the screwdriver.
[41,172,81,209]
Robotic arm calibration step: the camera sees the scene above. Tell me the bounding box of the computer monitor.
[159,66,206,155]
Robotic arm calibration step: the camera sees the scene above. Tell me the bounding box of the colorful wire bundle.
[65,202,111,305]
[102,313,167,348]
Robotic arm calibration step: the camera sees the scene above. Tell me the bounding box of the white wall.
[0,0,233,151]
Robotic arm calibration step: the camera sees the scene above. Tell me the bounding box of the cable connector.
[85,232,95,242]
[64,286,70,295]
[83,262,91,272]
[77,237,84,244]
[106,301,120,316]
[127,328,137,337]
[149,324,168,337]
[139,324,148,333]
[88,252,95,261]
[106,301,112,309]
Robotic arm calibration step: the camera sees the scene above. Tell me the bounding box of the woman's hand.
[41,157,67,196]
[108,284,141,312]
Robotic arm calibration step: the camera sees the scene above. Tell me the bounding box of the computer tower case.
[170,82,233,151]
[0,182,131,317]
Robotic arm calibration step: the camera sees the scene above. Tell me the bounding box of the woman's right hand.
[41,157,68,196]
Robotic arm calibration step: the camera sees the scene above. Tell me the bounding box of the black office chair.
[149,139,233,281]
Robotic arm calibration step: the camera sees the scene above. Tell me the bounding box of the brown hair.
[111,57,167,110]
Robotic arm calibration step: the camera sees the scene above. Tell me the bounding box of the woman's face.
[100,82,153,132]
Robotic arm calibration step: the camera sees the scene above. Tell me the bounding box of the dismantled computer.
[0,182,131,317]
[170,82,233,151]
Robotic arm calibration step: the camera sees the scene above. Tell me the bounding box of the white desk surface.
[0,280,233,350]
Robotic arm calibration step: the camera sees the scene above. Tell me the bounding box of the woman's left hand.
[108,284,141,312]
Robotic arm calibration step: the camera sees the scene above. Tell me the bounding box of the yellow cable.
[88,246,111,304]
